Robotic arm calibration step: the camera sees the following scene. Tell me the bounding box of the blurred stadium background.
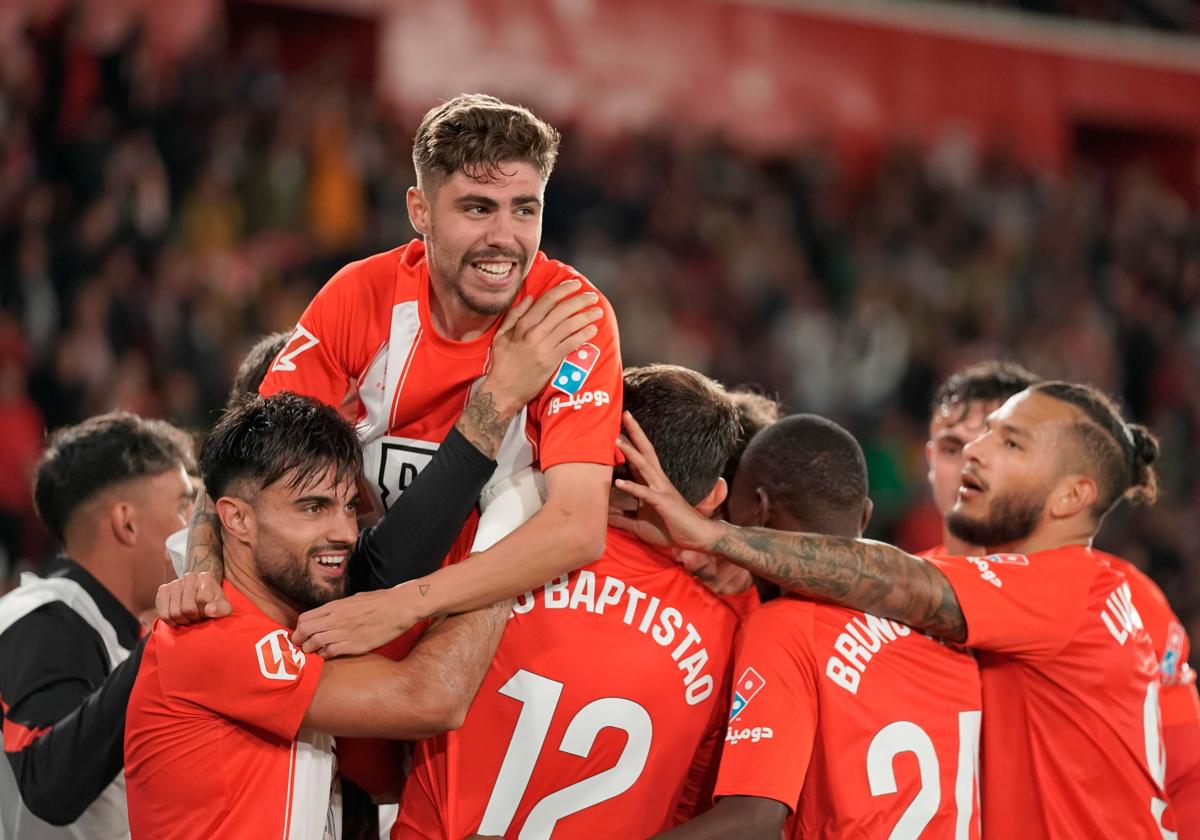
[0,0,1197,664]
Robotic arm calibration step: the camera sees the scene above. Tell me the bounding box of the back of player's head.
[1030,381,1160,516]
[200,393,362,501]
[412,94,561,190]
[33,413,196,541]
[739,414,867,537]
[226,331,290,409]
[931,360,1041,423]
[722,387,784,488]
[622,364,739,506]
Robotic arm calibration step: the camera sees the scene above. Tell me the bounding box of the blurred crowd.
[1,12,1197,656]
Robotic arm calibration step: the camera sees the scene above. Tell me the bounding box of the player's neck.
[224,549,300,627]
[68,542,142,619]
[427,277,501,342]
[983,524,1092,557]
[940,524,982,557]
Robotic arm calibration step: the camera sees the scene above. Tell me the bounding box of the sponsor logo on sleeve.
[966,556,1004,588]
[549,343,600,396]
[256,629,307,681]
[1161,622,1186,685]
[729,667,766,722]
[546,389,610,415]
[985,553,1029,566]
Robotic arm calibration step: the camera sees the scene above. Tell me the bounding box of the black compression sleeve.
[4,634,146,825]
[351,425,497,592]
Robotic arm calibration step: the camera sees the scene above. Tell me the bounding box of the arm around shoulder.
[302,599,509,739]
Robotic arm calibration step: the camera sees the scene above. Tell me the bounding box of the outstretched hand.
[485,278,603,410]
[608,411,727,553]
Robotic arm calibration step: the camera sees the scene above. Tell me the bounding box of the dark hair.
[33,413,196,540]
[1031,381,1159,514]
[931,360,1041,422]
[412,94,560,188]
[200,393,362,501]
[722,387,784,487]
[622,365,740,505]
[227,332,290,409]
[739,414,867,536]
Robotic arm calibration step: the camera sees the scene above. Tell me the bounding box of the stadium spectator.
[0,413,193,838]
[658,415,981,838]
[394,364,741,838]
[614,381,1177,837]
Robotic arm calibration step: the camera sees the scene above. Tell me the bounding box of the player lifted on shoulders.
[656,414,981,839]
[173,94,622,650]
[614,381,1176,838]
[394,365,742,839]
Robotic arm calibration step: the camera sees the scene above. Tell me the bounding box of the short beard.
[947,488,1045,549]
[258,549,345,611]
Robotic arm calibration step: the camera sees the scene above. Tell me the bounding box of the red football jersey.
[126,583,338,839]
[930,547,1176,838]
[259,239,622,552]
[393,528,739,839]
[1101,552,1199,729]
[715,594,982,838]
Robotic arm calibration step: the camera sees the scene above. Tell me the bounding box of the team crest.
[550,344,600,396]
[730,667,766,721]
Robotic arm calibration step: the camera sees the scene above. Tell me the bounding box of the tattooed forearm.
[184,493,224,580]
[456,387,513,459]
[710,525,967,641]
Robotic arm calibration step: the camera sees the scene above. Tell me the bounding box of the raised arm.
[610,412,967,642]
[301,600,509,739]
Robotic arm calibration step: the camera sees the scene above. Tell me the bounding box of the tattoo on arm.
[710,527,967,641]
[184,494,224,580]
[456,388,511,459]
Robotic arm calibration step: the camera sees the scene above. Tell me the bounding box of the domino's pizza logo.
[550,344,600,396]
[729,667,766,722]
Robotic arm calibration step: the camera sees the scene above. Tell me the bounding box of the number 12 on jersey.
[479,669,654,839]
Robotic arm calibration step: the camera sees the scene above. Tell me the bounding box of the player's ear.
[750,486,771,528]
[1048,475,1097,520]
[110,500,138,547]
[407,185,431,237]
[215,497,254,545]
[694,477,727,518]
[859,496,874,536]
[924,440,936,483]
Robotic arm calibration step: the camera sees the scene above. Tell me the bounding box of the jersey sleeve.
[927,553,1093,660]
[531,279,623,470]
[155,615,325,742]
[1120,563,1200,728]
[714,601,819,812]
[258,257,387,410]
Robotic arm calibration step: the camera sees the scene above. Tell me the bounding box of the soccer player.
[124,394,510,839]
[924,363,1200,832]
[922,361,1039,556]
[250,94,622,655]
[0,414,193,839]
[657,414,981,839]
[678,387,782,605]
[392,365,742,839]
[613,381,1177,837]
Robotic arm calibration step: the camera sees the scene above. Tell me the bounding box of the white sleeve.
[469,466,547,553]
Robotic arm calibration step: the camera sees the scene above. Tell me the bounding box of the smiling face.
[946,391,1071,549]
[247,466,358,610]
[409,161,545,331]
